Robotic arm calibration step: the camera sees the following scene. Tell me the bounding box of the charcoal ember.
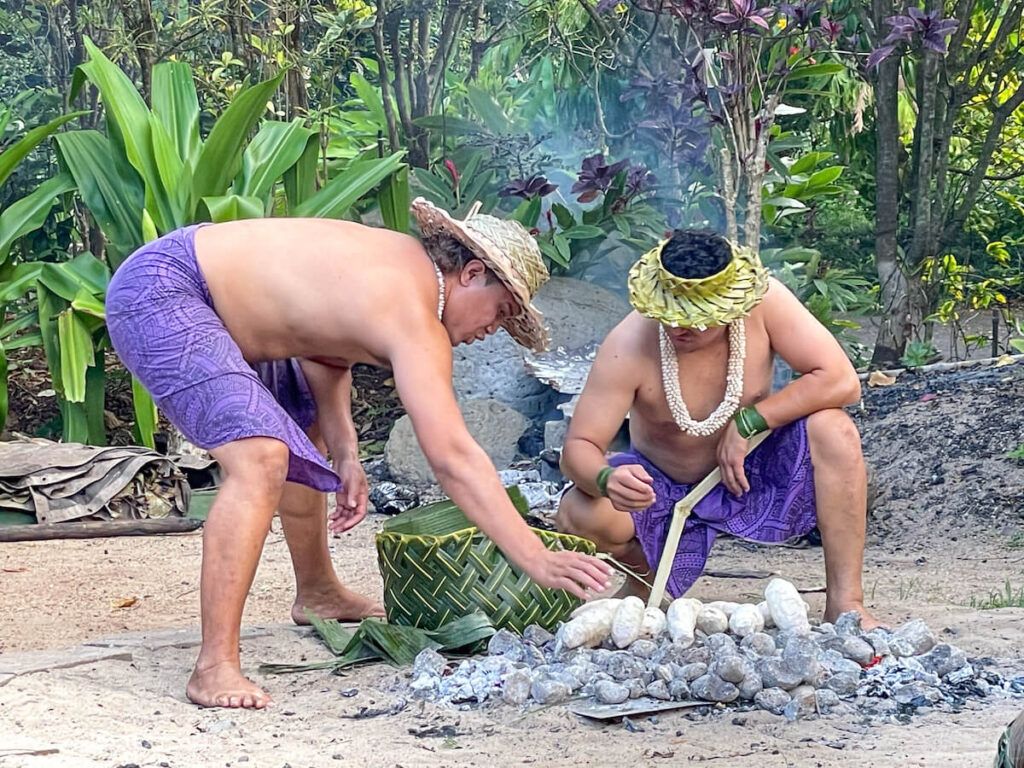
[840,636,875,666]
[654,664,674,683]
[740,632,776,657]
[669,679,691,700]
[530,676,571,705]
[783,685,818,721]
[754,687,791,715]
[502,668,533,705]
[691,674,739,703]
[628,639,659,659]
[755,657,805,691]
[738,674,763,700]
[834,611,864,637]
[594,679,630,705]
[369,482,419,515]
[705,633,738,655]
[865,629,891,657]
[627,678,646,699]
[825,671,859,696]
[603,652,647,681]
[647,680,672,700]
[487,629,525,661]
[677,662,708,681]
[710,654,753,684]
[889,619,936,658]
[814,688,841,713]
[523,625,555,646]
[412,648,447,678]
[918,644,968,678]
[893,682,941,706]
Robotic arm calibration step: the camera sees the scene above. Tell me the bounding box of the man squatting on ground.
[105,200,612,709]
[556,229,882,630]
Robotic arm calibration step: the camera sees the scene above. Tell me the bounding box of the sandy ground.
[3,515,1024,768]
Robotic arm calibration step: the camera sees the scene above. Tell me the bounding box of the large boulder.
[452,277,631,417]
[384,398,529,484]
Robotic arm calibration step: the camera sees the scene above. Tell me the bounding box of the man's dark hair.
[423,234,497,283]
[660,229,732,279]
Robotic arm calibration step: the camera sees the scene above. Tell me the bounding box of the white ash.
[405,611,1024,720]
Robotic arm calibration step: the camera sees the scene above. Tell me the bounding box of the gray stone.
[815,688,841,712]
[530,677,572,705]
[677,662,708,681]
[453,333,552,417]
[783,686,818,721]
[385,399,528,483]
[412,648,447,678]
[523,625,555,646]
[755,658,805,691]
[819,649,862,677]
[690,674,739,703]
[627,678,646,699]
[782,635,819,666]
[543,419,568,453]
[654,664,674,683]
[893,682,940,705]
[889,619,936,658]
[803,662,830,689]
[628,639,659,659]
[522,644,547,668]
[740,632,776,658]
[533,277,631,350]
[754,687,791,715]
[710,655,751,685]
[604,652,647,682]
[705,634,738,655]
[738,674,763,700]
[840,636,875,666]
[409,673,438,699]
[865,629,891,657]
[834,611,864,637]
[680,646,712,666]
[487,629,524,661]
[918,644,968,678]
[669,679,691,700]
[946,664,975,685]
[594,680,630,705]
[647,680,672,700]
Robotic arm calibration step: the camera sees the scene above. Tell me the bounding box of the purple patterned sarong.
[106,225,339,492]
[611,418,817,598]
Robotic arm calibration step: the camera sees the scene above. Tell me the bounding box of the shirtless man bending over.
[106,200,611,709]
[555,229,880,629]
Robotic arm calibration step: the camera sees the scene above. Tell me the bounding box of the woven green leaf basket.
[375,487,596,633]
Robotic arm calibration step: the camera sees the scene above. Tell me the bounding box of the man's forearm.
[755,369,861,429]
[560,437,612,498]
[298,358,360,461]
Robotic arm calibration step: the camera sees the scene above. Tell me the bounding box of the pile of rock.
[405,581,1023,721]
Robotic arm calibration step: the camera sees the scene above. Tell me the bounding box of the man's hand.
[605,464,656,511]
[522,548,612,600]
[717,421,751,496]
[328,458,369,533]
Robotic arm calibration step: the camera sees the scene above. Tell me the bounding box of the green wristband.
[734,406,769,439]
[596,466,614,497]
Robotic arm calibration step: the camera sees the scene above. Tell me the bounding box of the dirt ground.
[1,363,1023,767]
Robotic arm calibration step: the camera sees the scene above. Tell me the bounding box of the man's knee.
[554,488,587,535]
[226,437,290,492]
[807,409,863,465]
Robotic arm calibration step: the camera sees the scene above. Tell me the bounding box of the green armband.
[596,466,614,497]
[734,406,769,439]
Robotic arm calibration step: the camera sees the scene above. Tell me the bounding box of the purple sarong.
[611,418,817,598]
[106,225,339,492]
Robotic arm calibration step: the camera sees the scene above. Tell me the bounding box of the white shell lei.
[659,320,746,436]
[433,262,446,320]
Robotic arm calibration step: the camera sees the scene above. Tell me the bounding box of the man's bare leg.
[279,425,384,624]
[555,488,651,598]
[806,408,884,630]
[186,437,288,709]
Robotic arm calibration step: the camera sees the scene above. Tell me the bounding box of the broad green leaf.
[57,309,95,402]
[78,39,175,233]
[787,62,846,81]
[554,234,571,265]
[192,71,286,208]
[151,61,201,168]
[551,203,576,230]
[465,85,513,134]
[350,72,386,128]
[0,112,86,188]
[142,208,159,243]
[563,225,604,240]
[379,164,410,233]
[0,309,37,341]
[0,173,76,265]
[39,258,108,303]
[237,119,316,204]
[62,253,111,295]
[807,166,844,187]
[283,131,320,212]
[511,197,542,228]
[148,113,188,225]
[201,194,265,222]
[56,130,144,267]
[0,338,7,433]
[788,151,833,176]
[762,196,807,209]
[36,283,63,398]
[293,153,405,219]
[132,376,158,449]
[71,289,106,320]
[0,263,42,303]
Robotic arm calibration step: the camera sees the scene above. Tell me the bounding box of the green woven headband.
[627,238,770,330]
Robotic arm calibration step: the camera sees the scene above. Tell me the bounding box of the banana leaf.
[0,173,76,266]
[57,309,95,403]
[0,338,7,433]
[378,165,409,233]
[283,130,320,212]
[261,612,495,675]
[151,61,201,170]
[292,152,405,219]
[191,71,286,209]
[0,112,86,188]
[131,376,158,449]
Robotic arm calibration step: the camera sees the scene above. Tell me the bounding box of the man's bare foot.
[824,600,886,632]
[186,661,271,709]
[292,583,385,625]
